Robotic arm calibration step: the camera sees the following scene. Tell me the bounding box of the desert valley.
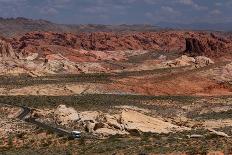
[0,17,232,154]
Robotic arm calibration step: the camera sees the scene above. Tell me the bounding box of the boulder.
[95,128,129,137]
[79,111,100,122]
[53,105,189,136]
[164,55,214,68]
[176,55,195,65]
[43,59,79,73]
[195,56,214,66]
[219,63,232,81]
[54,105,80,125]
[24,53,38,61]
[120,110,187,133]
[105,114,123,130]
[164,55,195,67]
[85,121,96,133]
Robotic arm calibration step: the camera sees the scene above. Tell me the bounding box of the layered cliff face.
[184,38,205,56]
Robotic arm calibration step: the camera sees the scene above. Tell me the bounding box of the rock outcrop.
[195,56,214,67]
[53,105,188,137]
[183,33,232,59]
[10,31,232,60]
[0,39,17,58]
[184,38,205,56]
[0,31,229,76]
[164,55,214,68]
[120,110,186,134]
[10,31,186,56]
[54,105,80,125]
[219,63,232,81]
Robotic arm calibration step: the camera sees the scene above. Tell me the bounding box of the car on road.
[70,131,81,138]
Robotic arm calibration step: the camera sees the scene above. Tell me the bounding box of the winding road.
[16,105,79,138]
[17,106,31,120]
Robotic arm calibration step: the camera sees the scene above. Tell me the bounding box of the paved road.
[17,106,31,120]
[16,105,79,138]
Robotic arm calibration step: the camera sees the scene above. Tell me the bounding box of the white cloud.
[143,0,158,4]
[177,0,208,10]
[178,0,193,5]
[40,7,58,15]
[210,9,221,15]
[161,6,174,13]
[145,6,181,23]
[215,2,223,6]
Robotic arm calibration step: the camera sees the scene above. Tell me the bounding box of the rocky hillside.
[1,18,232,60]
[8,31,232,60]
[0,29,232,78]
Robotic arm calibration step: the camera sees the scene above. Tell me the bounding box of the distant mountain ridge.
[157,21,232,32]
[0,17,162,37]
[1,17,231,38]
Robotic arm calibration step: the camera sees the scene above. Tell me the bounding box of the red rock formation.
[183,33,232,59]
[10,31,186,53]
[0,38,17,58]
[8,31,232,60]
[184,38,205,56]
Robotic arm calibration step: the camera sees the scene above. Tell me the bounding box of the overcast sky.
[0,0,231,24]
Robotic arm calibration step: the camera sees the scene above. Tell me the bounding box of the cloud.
[210,9,221,15]
[143,0,158,4]
[37,0,74,16]
[40,7,58,15]
[178,0,193,5]
[161,6,177,13]
[215,2,223,6]
[53,0,71,3]
[0,0,27,2]
[82,6,108,14]
[145,6,181,23]
[177,0,208,10]
[0,0,230,25]
[0,0,29,17]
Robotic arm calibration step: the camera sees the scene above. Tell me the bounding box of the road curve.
[16,105,79,138]
[17,106,31,120]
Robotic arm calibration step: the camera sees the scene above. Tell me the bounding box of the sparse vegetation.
[0,94,199,111]
[1,130,232,154]
[0,36,231,155]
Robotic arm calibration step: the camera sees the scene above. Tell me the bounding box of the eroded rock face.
[184,38,205,56]
[0,39,17,58]
[183,33,232,59]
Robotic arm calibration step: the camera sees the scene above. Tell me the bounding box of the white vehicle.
[70,131,81,138]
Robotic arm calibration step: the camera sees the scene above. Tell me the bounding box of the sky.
[0,0,231,25]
